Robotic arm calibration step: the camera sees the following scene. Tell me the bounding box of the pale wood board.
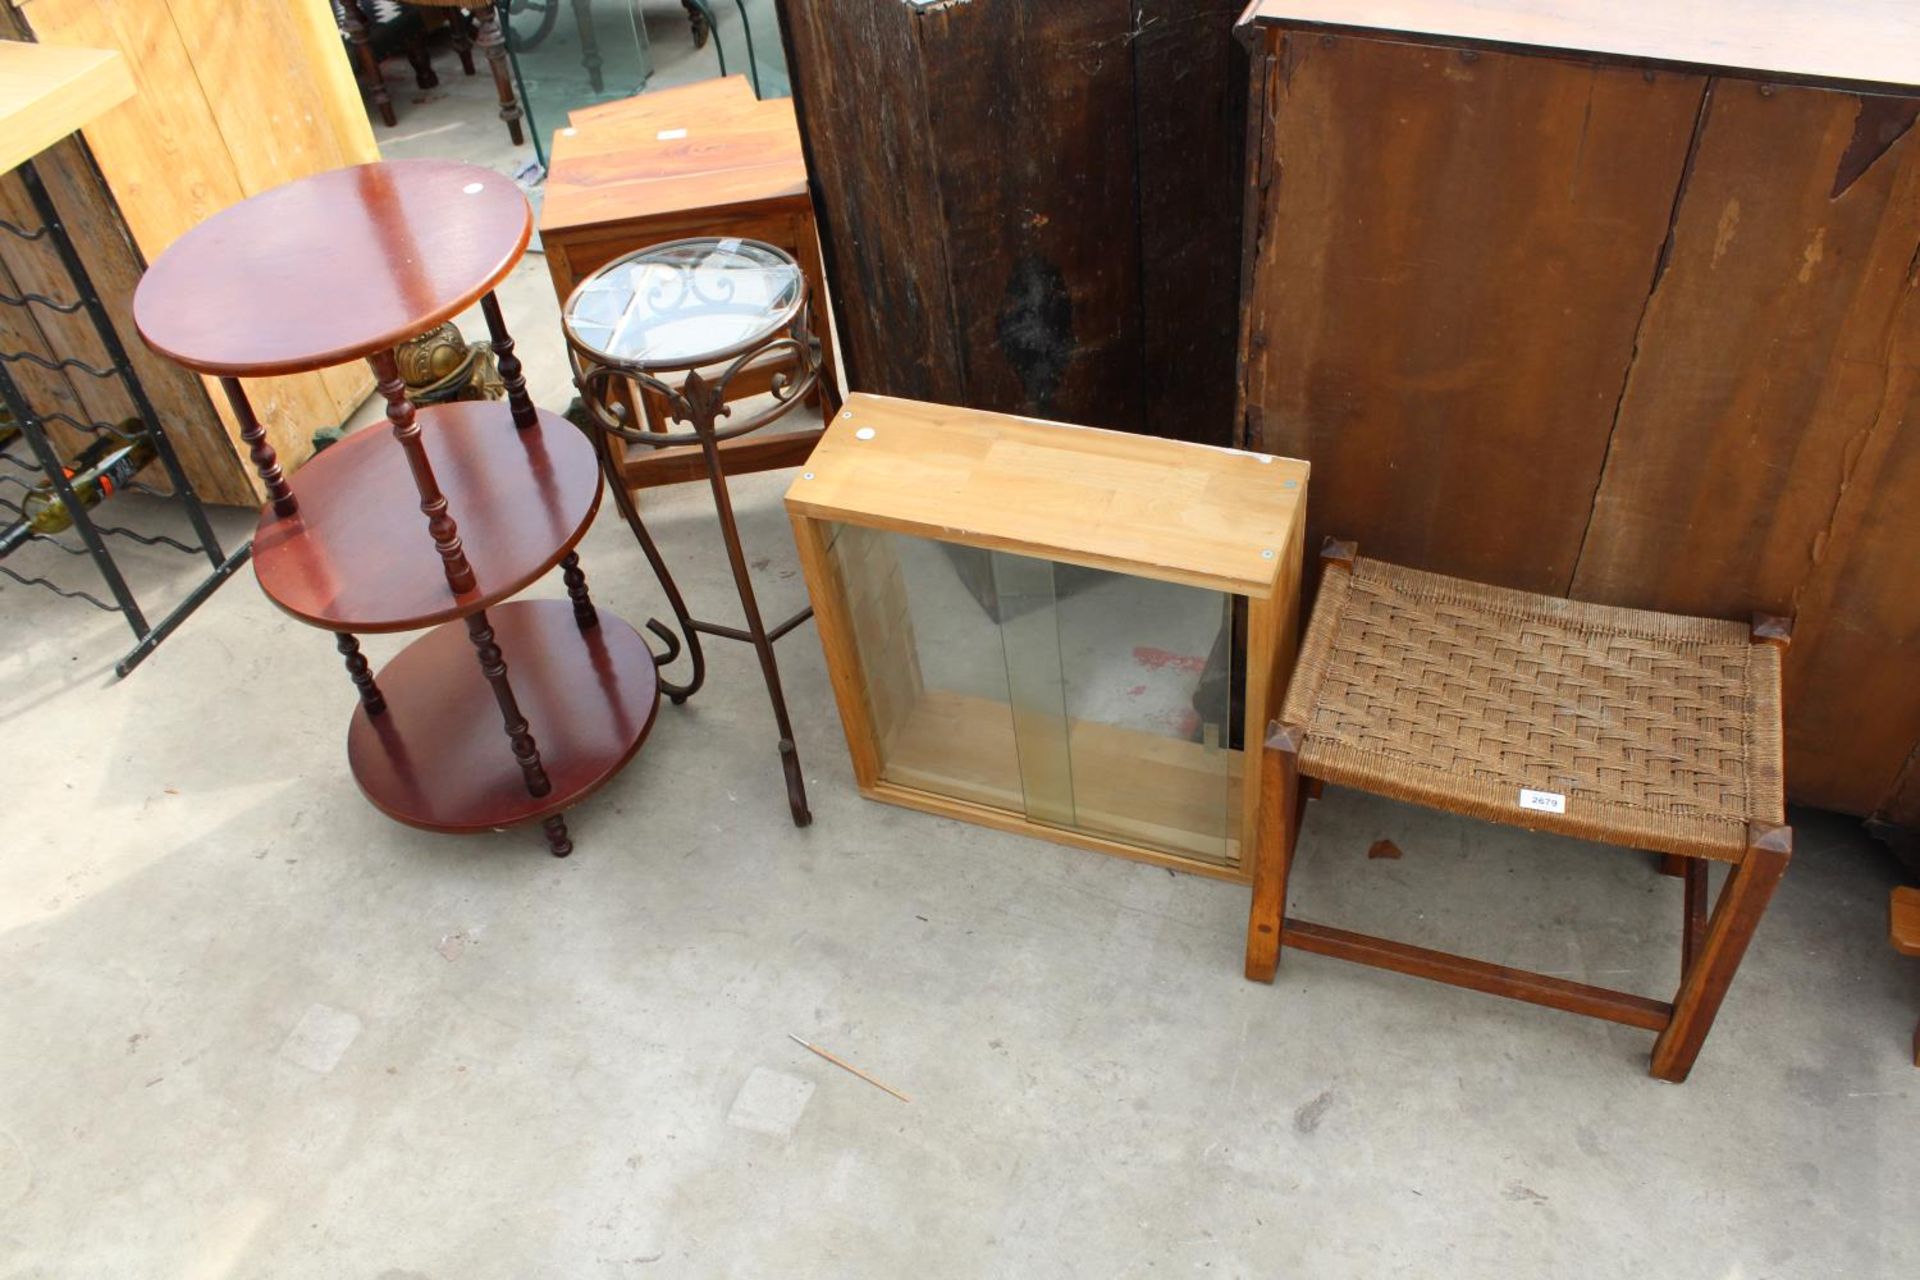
[786,394,1308,599]
[866,779,1252,886]
[0,39,130,174]
[19,0,379,501]
[1242,0,1920,89]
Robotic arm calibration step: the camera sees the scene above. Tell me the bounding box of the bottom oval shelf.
[347,599,660,833]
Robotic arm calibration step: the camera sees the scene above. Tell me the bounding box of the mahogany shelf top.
[348,599,660,834]
[133,159,532,376]
[1241,1,1920,92]
[253,400,601,633]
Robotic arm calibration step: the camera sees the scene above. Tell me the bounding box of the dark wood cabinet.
[777,0,1248,444]
[1234,2,1920,823]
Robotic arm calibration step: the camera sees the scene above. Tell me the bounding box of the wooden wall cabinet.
[1234,1,1920,825]
[2,0,379,505]
[787,393,1308,881]
[776,0,1249,445]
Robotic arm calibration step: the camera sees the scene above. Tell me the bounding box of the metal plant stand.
[564,237,819,826]
[0,156,249,677]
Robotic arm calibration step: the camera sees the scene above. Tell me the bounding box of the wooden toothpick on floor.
[788,1034,911,1103]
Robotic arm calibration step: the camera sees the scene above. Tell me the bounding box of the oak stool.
[1246,541,1792,1082]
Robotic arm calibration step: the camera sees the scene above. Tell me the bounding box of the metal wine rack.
[0,157,249,676]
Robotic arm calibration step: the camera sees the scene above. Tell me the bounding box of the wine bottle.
[0,425,156,558]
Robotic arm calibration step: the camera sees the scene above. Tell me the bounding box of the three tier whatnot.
[134,159,659,855]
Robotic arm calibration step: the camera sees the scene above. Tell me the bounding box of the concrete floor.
[2,13,1918,1280]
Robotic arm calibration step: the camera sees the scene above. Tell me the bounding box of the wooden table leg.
[450,11,476,75]
[572,0,603,91]
[561,551,597,630]
[463,607,571,860]
[336,632,387,714]
[1650,823,1791,1082]
[339,0,396,127]
[473,3,525,146]
[481,290,537,428]
[1246,723,1304,983]
[370,349,477,595]
[218,378,297,519]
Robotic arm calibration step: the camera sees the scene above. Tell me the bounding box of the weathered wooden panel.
[1572,83,1920,618]
[1134,0,1248,442]
[1566,81,1920,817]
[779,0,962,406]
[1237,33,1704,592]
[914,0,1144,427]
[777,0,1246,443]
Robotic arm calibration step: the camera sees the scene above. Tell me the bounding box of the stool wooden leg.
[1650,824,1791,1082]
[1658,852,1687,878]
[1246,723,1305,983]
[1681,856,1709,972]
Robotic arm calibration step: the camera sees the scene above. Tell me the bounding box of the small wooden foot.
[543,813,573,857]
[1650,824,1791,1082]
[780,738,811,828]
[1246,723,1304,983]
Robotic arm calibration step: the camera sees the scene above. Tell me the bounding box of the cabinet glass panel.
[825,524,1241,866]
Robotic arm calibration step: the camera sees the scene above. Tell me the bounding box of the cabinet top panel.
[1240,0,1919,91]
[786,394,1309,598]
[0,40,132,173]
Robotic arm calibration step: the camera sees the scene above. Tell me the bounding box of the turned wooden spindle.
[464,607,553,797]
[560,551,598,630]
[337,0,395,128]
[543,813,573,858]
[335,632,387,714]
[219,377,298,518]
[471,5,525,146]
[369,348,477,595]
[480,290,538,430]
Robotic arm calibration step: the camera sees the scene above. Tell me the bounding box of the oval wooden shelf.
[133,159,531,376]
[347,600,660,834]
[252,400,601,634]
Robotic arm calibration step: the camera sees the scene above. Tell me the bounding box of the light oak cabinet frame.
[786,392,1309,882]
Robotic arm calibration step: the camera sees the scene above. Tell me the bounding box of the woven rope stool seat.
[1245,540,1794,1082]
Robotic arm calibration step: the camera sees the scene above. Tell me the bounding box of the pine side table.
[134,159,663,857]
